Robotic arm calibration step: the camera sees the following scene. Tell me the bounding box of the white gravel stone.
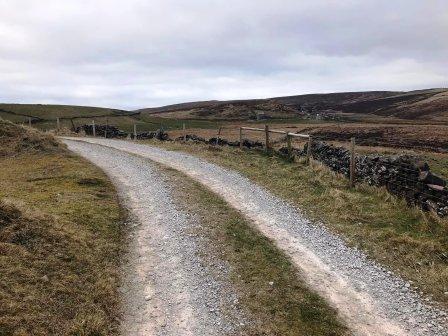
[64,138,448,336]
[65,141,245,336]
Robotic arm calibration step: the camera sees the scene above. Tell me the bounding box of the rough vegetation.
[138,88,448,122]
[1,89,447,133]
[0,119,123,335]
[146,139,448,308]
[165,167,349,336]
[0,119,63,157]
[303,141,448,217]
[170,131,448,217]
[303,124,448,153]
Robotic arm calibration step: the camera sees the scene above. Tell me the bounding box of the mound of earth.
[0,118,63,157]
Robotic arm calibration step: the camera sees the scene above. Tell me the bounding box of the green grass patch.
[0,149,123,335]
[146,140,448,308]
[0,103,126,119]
[164,167,348,336]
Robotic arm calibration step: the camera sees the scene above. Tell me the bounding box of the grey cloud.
[0,0,446,109]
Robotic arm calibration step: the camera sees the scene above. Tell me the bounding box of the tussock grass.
[0,119,63,157]
[0,121,123,335]
[165,167,349,336]
[147,140,448,308]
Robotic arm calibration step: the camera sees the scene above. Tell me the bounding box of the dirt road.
[65,141,245,336]
[63,137,448,336]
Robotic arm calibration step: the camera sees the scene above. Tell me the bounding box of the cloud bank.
[0,0,447,109]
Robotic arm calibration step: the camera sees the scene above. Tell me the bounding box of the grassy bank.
[163,166,348,336]
[146,140,448,308]
[0,120,123,335]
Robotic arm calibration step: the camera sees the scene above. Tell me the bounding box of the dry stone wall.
[304,141,447,217]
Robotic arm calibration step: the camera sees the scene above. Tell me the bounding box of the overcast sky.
[0,0,447,109]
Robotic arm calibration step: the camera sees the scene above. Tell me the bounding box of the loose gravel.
[63,137,448,336]
[65,141,245,336]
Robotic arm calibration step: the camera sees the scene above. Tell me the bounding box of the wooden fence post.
[183,123,186,142]
[306,135,312,164]
[133,124,137,140]
[70,119,76,132]
[216,126,222,145]
[287,132,292,160]
[265,124,270,153]
[350,137,356,188]
[92,120,96,137]
[239,127,243,149]
[104,118,108,138]
[28,117,32,127]
[56,117,60,130]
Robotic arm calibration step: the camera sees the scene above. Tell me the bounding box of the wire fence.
[22,117,448,216]
[193,124,448,217]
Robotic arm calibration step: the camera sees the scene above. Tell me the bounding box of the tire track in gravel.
[65,141,245,336]
[63,137,448,336]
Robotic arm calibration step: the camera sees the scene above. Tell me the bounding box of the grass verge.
[144,140,448,308]
[0,121,123,335]
[163,166,348,336]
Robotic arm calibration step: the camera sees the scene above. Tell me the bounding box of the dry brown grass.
[170,122,448,155]
[146,140,448,308]
[0,121,123,335]
[168,124,306,144]
[0,119,63,157]
[164,167,349,336]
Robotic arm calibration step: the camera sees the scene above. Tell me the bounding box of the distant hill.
[335,89,448,121]
[1,89,447,128]
[0,104,146,132]
[137,88,448,123]
[0,103,131,122]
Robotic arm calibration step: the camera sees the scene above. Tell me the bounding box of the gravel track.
[65,141,244,336]
[63,137,448,336]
